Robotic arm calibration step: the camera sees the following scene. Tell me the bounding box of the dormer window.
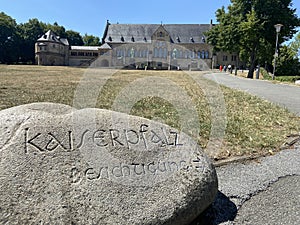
[121,36,124,42]
[190,37,194,43]
[144,37,147,42]
[108,36,112,41]
[176,36,180,42]
[202,36,206,43]
[131,36,135,42]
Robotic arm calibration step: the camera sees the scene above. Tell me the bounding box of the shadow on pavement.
[190,191,237,225]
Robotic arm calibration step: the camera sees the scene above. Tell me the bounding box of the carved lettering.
[76,129,90,149]
[93,130,108,147]
[172,131,183,146]
[25,128,74,153]
[192,157,204,171]
[150,130,165,146]
[109,129,124,147]
[70,157,205,183]
[168,162,179,172]
[70,167,82,184]
[24,123,184,154]
[147,162,157,174]
[132,163,145,176]
[24,128,43,153]
[124,129,139,148]
[139,124,148,149]
[45,132,70,151]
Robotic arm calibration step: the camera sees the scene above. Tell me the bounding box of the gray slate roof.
[104,24,211,44]
[37,30,69,46]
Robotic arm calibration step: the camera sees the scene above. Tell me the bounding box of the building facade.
[35,21,242,70]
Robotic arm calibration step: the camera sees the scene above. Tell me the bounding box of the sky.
[1,0,300,38]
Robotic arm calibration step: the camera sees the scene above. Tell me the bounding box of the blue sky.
[1,0,299,38]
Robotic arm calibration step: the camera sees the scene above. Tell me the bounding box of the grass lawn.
[0,65,299,161]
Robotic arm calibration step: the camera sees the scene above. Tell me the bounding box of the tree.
[275,45,300,75]
[65,30,84,46]
[45,22,66,37]
[206,0,300,78]
[18,18,45,63]
[0,12,20,63]
[290,31,300,59]
[82,34,101,46]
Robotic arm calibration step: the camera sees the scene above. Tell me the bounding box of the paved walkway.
[203,73,300,116]
[193,73,300,225]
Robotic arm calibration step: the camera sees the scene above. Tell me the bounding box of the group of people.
[219,64,233,73]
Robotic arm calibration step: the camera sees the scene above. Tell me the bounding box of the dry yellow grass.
[0,65,299,160]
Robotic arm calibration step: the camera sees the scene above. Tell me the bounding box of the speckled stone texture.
[0,103,218,225]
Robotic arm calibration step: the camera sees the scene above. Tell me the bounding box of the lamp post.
[273,24,283,80]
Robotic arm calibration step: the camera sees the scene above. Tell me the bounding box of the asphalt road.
[203,73,300,116]
[192,73,300,225]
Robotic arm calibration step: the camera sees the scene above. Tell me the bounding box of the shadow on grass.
[190,191,237,225]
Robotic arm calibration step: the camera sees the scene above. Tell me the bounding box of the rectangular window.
[93,52,99,56]
[223,55,228,61]
[78,52,84,56]
[71,52,77,56]
[232,55,237,61]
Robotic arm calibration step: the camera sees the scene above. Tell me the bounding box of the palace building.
[35,20,242,70]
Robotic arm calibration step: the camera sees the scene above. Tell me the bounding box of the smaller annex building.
[35,30,103,66]
[35,21,243,70]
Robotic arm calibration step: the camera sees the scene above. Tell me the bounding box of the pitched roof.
[99,43,112,49]
[37,30,69,46]
[104,24,211,44]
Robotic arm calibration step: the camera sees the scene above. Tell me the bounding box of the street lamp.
[273,24,283,80]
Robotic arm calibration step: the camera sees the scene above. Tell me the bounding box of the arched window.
[190,51,195,59]
[185,50,189,59]
[178,50,183,59]
[205,51,209,59]
[172,49,178,59]
[130,48,135,58]
[159,48,163,58]
[202,50,205,59]
[197,51,201,59]
[154,48,158,58]
[163,48,167,58]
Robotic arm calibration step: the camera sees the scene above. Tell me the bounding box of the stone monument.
[0,103,218,224]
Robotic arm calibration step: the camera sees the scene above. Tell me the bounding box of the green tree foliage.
[0,12,101,64]
[0,12,20,63]
[82,34,101,46]
[275,45,300,75]
[66,30,84,46]
[206,0,300,78]
[290,31,300,58]
[45,22,66,38]
[18,18,45,63]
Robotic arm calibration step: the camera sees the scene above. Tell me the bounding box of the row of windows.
[115,48,210,59]
[171,49,210,59]
[222,55,237,61]
[71,51,99,57]
[116,49,149,58]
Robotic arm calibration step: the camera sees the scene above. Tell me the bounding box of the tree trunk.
[247,48,257,79]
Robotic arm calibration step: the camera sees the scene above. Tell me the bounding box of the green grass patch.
[0,65,299,160]
[260,67,300,83]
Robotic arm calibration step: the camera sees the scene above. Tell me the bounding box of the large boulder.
[0,103,218,225]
